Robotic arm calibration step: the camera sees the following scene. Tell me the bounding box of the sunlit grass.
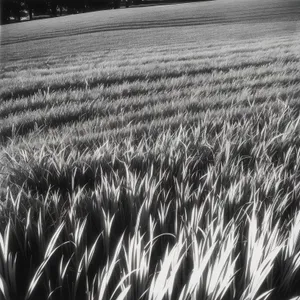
[0,30,300,300]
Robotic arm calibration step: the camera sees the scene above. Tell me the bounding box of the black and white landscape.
[1,0,300,299]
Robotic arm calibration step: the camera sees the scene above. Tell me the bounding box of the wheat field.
[1,1,300,299]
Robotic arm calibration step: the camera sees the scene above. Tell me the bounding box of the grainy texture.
[1,0,299,61]
[0,1,300,299]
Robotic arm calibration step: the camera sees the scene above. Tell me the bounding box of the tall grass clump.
[1,34,300,300]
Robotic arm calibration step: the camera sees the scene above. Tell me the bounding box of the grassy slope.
[2,0,299,43]
[1,1,300,300]
[1,0,300,61]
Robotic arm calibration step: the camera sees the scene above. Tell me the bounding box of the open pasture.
[1,0,300,299]
[1,0,300,61]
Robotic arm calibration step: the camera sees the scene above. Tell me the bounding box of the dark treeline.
[1,0,210,24]
[1,0,142,24]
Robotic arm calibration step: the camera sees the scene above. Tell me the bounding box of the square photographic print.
[0,0,300,299]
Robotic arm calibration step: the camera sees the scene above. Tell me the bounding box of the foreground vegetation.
[1,33,300,300]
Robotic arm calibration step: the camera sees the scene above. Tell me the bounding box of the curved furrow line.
[5,35,293,70]
[1,81,299,145]
[2,43,298,78]
[2,9,299,46]
[22,100,296,151]
[7,98,291,149]
[2,57,297,100]
[2,0,299,45]
[1,67,299,119]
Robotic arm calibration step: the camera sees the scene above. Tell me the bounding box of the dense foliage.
[0,29,300,300]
